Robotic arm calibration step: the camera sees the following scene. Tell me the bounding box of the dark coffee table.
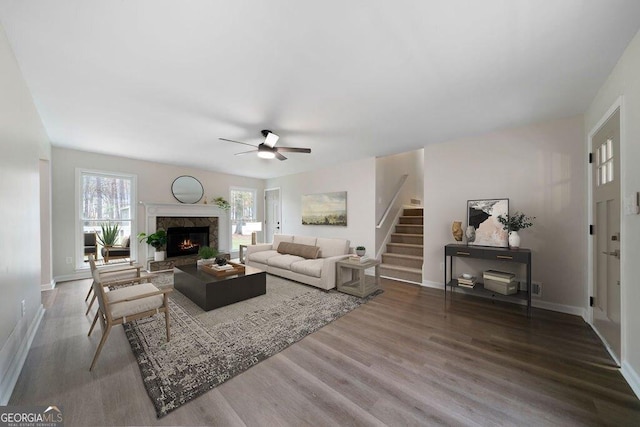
[173,264,266,311]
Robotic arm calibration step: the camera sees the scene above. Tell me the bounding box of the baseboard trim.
[622,361,640,399]
[531,300,585,317]
[379,275,423,286]
[0,304,45,405]
[421,280,444,290]
[54,271,91,284]
[41,279,55,291]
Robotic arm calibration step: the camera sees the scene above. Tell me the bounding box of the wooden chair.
[85,254,143,315]
[88,266,172,371]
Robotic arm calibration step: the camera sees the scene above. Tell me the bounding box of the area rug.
[123,274,381,418]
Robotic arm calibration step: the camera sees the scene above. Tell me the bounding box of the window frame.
[75,168,137,269]
[229,186,259,255]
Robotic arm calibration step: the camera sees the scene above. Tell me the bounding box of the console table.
[444,244,532,317]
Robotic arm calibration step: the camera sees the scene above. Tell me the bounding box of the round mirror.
[171,176,204,204]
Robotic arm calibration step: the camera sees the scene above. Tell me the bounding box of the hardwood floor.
[10,277,640,426]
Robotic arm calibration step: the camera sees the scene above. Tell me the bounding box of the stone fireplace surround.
[141,202,230,265]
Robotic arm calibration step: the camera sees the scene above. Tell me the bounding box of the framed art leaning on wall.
[466,199,509,247]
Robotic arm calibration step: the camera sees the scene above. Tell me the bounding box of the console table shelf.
[444,244,532,316]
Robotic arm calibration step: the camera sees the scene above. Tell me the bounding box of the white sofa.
[245,234,351,290]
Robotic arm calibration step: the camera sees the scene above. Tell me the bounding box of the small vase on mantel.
[508,231,521,249]
[451,221,463,242]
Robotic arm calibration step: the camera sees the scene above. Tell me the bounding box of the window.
[230,187,258,253]
[596,138,614,186]
[77,169,136,268]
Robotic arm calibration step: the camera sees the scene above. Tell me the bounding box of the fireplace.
[167,226,209,258]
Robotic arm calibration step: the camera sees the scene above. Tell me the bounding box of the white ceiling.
[1,1,639,179]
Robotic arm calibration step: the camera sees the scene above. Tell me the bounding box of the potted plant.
[137,229,168,261]
[497,211,535,249]
[96,223,120,248]
[355,246,366,256]
[212,196,231,211]
[197,246,218,266]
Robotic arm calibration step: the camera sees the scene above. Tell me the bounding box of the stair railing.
[376,174,409,229]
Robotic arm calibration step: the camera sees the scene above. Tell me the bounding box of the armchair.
[85,254,142,315]
[88,267,171,370]
[84,232,97,262]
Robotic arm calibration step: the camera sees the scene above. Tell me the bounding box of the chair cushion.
[277,242,320,259]
[107,283,164,320]
[316,237,350,258]
[248,249,280,264]
[290,259,324,278]
[268,254,305,269]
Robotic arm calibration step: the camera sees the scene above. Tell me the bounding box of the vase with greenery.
[197,246,218,265]
[212,196,231,211]
[137,229,168,261]
[97,223,120,247]
[497,211,535,249]
[356,246,366,256]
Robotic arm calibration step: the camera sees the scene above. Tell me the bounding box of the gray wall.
[423,115,586,314]
[0,24,51,403]
[585,28,640,392]
[266,157,377,253]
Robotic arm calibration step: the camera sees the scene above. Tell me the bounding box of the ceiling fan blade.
[219,137,257,148]
[275,147,311,154]
[234,149,258,156]
[275,152,287,161]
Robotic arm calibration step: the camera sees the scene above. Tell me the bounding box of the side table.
[336,259,380,297]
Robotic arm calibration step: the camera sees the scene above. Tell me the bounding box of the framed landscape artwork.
[466,199,509,247]
[302,191,347,226]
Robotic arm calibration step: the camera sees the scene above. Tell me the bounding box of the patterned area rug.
[124,273,381,418]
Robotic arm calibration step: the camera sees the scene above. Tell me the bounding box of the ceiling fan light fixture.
[264,131,279,147]
[257,150,276,159]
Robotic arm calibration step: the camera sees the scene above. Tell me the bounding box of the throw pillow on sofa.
[276,242,320,259]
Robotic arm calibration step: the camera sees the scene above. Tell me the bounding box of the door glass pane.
[606,139,613,160]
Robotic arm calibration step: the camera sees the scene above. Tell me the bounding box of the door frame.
[586,96,625,366]
[264,187,281,243]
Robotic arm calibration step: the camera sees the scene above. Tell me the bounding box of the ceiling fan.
[219,130,311,161]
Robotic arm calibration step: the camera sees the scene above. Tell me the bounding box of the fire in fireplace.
[167,226,210,258]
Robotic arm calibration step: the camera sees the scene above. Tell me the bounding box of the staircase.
[380,207,423,284]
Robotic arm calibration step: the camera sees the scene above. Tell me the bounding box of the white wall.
[423,116,586,313]
[266,157,376,253]
[0,24,50,404]
[51,147,264,279]
[375,149,424,253]
[585,28,640,392]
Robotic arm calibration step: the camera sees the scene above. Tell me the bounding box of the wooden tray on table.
[200,262,246,277]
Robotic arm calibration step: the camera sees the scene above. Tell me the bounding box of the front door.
[591,108,621,362]
[264,188,281,244]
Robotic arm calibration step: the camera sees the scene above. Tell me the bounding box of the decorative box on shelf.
[200,262,245,277]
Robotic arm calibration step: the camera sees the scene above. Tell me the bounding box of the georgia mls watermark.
[0,405,63,427]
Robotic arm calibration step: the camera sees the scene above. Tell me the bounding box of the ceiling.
[1,1,639,179]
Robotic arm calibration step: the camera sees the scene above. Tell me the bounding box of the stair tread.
[382,253,423,260]
[387,242,423,248]
[391,233,423,237]
[379,263,422,273]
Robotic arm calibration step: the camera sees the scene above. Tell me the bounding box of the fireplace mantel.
[140,202,230,262]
